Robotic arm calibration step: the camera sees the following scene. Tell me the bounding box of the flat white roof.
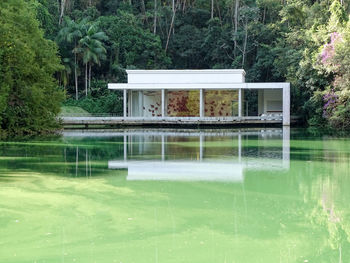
[125,69,247,84]
[108,82,289,90]
[108,69,289,90]
[126,69,246,76]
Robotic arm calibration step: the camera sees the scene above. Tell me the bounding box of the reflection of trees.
[303,144,350,262]
[0,137,125,178]
[164,136,200,160]
[310,204,347,261]
[2,133,350,262]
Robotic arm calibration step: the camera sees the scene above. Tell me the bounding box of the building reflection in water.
[97,127,290,182]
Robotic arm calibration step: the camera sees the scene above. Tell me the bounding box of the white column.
[139,91,143,117]
[128,90,132,117]
[130,91,133,117]
[258,90,264,115]
[123,89,127,118]
[241,89,245,116]
[200,89,204,118]
[238,88,242,118]
[161,89,165,117]
[283,84,290,126]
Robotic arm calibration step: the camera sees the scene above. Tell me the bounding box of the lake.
[0,128,349,262]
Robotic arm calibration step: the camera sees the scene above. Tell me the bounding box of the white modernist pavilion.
[108,69,290,125]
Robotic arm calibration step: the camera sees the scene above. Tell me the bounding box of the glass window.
[167,90,199,117]
[204,90,238,117]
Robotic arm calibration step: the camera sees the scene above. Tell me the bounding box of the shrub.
[64,79,123,115]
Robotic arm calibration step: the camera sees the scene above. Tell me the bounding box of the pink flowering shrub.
[322,90,338,118]
[320,32,342,65]
[318,32,350,129]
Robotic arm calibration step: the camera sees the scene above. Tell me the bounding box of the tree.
[23,0,350,129]
[57,17,87,100]
[317,2,350,129]
[59,57,74,89]
[98,12,170,72]
[0,0,64,135]
[78,23,108,96]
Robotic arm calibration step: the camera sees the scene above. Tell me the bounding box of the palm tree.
[59,57,73,89]
[57,18,87,100]
[78,24,108,96]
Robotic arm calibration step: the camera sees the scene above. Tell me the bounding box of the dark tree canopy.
[2,0,350,132]
[0,0,64,135]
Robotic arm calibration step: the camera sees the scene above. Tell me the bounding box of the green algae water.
[0,128,349,263]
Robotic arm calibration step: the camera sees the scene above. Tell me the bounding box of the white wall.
[258,89,283,114]
[264,89,283,113]
[131,91,140,117]
[142,91,161,117]
[258,90,264,115]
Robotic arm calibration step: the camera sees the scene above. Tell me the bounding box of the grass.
[60,106,91,117]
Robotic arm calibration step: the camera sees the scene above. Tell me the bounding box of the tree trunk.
[153,0,157,34]
[172,0,175,34]
[164,10,169,38]
[230,0,234,27]
[242,17,248,68]
[211,0,214,19]
[88,63,91,92]
[234,0,239,55]
[165,0,178,52]
[141,0,147,24]
[216,0,222,25]
[263,6,266,24]
[74,52,78,100]
[59,0,66,25]
[85,63,88,97]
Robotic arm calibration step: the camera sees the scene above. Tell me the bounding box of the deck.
[61,116,284,127]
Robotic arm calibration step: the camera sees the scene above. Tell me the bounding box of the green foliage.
[328,99,350,130]
[3,0,350,131]
[57,17,109,98]
[78,24,108,66]
[306,1,350,130]
[304,91,327,127]
[60,106,91,117]
[0,0,64,136]
[64,79,122,115]
[64,95,123,116]
[32,0,58,39]
[98,12,170,73]
[329,0,347,31]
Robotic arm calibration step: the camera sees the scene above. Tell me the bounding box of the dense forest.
[1,0,350,134]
